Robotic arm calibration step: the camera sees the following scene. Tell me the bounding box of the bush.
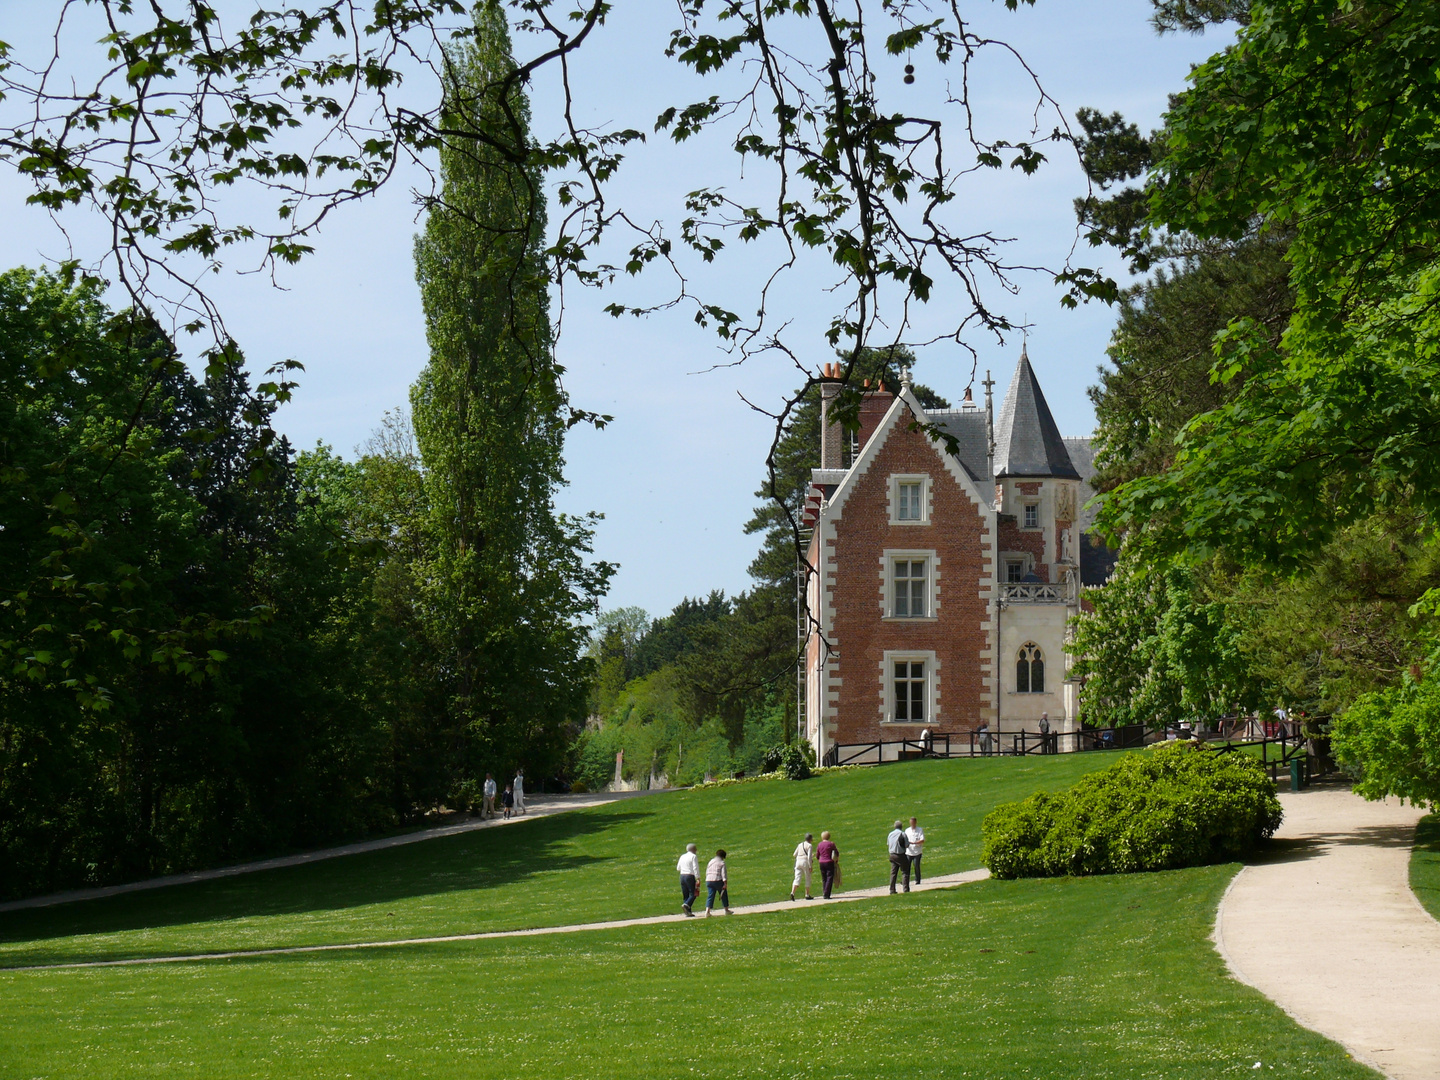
[981,742,1282,879]
[568,780,588,794]
[1330,676,1440,807]
[760,743,812,781]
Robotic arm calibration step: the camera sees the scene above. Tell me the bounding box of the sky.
[0,1,1231,620]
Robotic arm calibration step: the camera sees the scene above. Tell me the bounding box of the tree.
[1069,548,1265,730]
[410,2,612,783]
[1097,0,1440,564]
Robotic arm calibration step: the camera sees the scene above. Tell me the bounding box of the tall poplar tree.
[411,1,611,781]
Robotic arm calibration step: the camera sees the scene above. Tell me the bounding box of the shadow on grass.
[0,805,653,948]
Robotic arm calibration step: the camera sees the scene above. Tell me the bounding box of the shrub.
[1330,676,1440,807]
[981,742,1282,879]
[568,780,588,794]
[760,743,812,781]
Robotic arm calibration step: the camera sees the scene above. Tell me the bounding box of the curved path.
[0,789,669,916]
[3,868,991,972]
[1215,784,1437,1080]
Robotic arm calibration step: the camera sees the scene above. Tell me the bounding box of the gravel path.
[3,868,991,971]
[1215,783,1436,1080]
[0,789,670,916]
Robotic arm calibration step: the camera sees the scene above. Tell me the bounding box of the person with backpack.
[704,849,731,916]
[887,820,911,893]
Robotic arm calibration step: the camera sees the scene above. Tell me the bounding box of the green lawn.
[0,866,1378,1079]
[0,755,1113,968]
[1411,813,1440,921]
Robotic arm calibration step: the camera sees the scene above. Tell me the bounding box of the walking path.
[1215,783,1437,1080]
[0,789,669,916]
[4,868,991,972]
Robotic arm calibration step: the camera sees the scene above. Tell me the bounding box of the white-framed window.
[1016,641,1045,693]
[1005,558,1025,583]
[883,649,937,724]
[1023,502,1040,529]
[1001,552,1033,583]
[888,474,930,525]
[893,557,927,617]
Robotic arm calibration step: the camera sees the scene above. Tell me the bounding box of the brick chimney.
[819,363,844,469]
[856,380,894,456]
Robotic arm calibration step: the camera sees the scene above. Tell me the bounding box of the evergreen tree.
[411,1,611,784]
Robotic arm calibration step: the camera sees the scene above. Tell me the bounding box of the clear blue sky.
[0,1,1230,620]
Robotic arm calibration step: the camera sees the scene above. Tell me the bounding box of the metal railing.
[820,725,1317,771]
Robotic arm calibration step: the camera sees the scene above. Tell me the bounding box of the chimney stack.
[819,362,843,469]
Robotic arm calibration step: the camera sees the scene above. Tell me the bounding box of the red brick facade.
[811,394,994,747]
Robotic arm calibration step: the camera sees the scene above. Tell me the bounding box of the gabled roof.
[993,347,1080,480]
[926,407,990,487]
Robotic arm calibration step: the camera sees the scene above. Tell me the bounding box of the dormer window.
[898,483,923,520]
[889,475,930,525]
[1023,503,1040,529]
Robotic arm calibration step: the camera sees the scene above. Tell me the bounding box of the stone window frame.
[887,473,932,526]
[881,648,939,725]
[880,548,939,622]
[1000,552,1034,582]
[1022,501,1041,530]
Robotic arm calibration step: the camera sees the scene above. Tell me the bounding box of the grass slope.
[0,867,1378,1079]
[0,755,1110,967]
[1411,813,1440,921]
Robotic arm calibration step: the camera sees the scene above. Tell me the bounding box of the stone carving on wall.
[1055,482,1076,523]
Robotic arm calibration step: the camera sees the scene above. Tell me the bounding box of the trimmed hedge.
[981,742,1282,879]
[760,744,813,780]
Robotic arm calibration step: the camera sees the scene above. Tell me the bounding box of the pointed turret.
[992,345,1080,479]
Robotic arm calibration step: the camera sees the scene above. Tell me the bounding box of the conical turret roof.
[992,346,1080,479]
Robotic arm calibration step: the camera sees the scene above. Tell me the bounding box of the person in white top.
[790,833,815,901]
[905,817,926,884]
[481,773,497,819]
[513,769,525,814]
[676,843,700,916]
[704,849,731,916]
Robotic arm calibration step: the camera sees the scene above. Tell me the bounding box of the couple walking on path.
[886,817,925,893]
[676,844,731,917]
[790,831,841,900]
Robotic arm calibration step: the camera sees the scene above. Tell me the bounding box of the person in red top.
[816,830,840,899]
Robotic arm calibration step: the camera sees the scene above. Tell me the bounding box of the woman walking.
[790,833,815,901]
[705,849,731,916]
[816,831,839,899]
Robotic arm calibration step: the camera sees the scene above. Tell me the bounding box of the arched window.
[1016,642,1045,694]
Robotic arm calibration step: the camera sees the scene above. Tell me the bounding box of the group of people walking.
[674,817,927,916]
[480,770,526,820]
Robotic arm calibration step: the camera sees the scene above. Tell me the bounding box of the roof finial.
[900,364,913,391]
[1020,318,1030,362]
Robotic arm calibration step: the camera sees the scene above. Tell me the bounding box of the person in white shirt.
[790,833,815,901]
[481,773,497,819]
[513,769,525,814]
[887,821,911,893]
[677,843,700,916]
[905,817,926,884]
[704,849,731,916]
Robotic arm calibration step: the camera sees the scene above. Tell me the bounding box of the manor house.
[800,349,1113,762]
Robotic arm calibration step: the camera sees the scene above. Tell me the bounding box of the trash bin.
[1289,757,1307,792]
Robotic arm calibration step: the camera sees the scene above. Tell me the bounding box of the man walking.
[887,820,911,893]
[513,768,526,814]
[904,817,925,884]
[791,833,815,901]
[978,720,993,757]
[1038,713,1051,754]
[481,773,497,819]
[677,842,700,916]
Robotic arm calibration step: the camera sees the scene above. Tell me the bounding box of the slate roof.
[992,347,1080,480]
[927,407,993,501]
[1061,435,1118,585]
